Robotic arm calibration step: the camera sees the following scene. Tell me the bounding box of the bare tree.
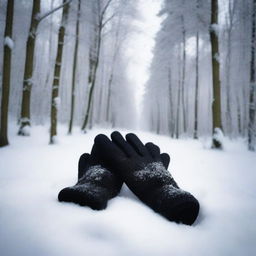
[81,0,115,132]
[18,0,40,135]
[193,0,200,139]
[168,66,175,138]
[18,0,72,136]
[68,0,81,134]
[248,0,256,151]
[176,45,182,139]
[194,31,199,139]
[50,0,70,144]
[224,0,236,137]
[0,0,14,147]
[210,0,223,149]
[106,13,124,125]
[181,15,187,134]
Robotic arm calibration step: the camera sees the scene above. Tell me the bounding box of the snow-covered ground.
[0,125,256,256]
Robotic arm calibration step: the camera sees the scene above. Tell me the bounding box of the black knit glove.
[92,131,200,225]
[58,153,122,210]
[58,141,170,210]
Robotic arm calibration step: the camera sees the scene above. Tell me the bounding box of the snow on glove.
[58,142,170,210]
[92,131,200,225]
[58,153,122,210]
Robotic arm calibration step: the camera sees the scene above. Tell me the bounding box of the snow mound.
[0,125,256,256]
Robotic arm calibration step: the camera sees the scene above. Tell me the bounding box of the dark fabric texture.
[58,153,122,210]
[58,143,170,210]
[92,131,200,225]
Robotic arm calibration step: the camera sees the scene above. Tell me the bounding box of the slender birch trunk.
[248,0,256,151]
[18,0,40,135]
[49,0,70,144]
[194,31,199,139]
[176,46,182,139]
[210,0,223,149]
[81,0,114,132]
[181,16,187,134]
[168,66,175,138]
[68,0,81,134]
[0,0,14,147]
[81,27,102,132]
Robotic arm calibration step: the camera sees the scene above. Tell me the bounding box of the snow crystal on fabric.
[133,162,173,183]
[71,184,107,198]
[78,165,113,183]
[160,184,190,199]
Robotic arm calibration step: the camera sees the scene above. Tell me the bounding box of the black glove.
[58,141,170,210]
[92,131,200,225]
[58,153,122,210]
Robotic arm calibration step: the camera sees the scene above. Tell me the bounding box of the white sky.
[125,0,163,118]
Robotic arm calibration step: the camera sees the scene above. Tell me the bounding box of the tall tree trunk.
[18,0,40,136]
[106,73,113,123]
[237,94,242,135]
[176,83,181,139]
[49,0,70,144]
[168,66,175,138]
[225,0,235,137]
[175,49,181,139]
[194,31,199,139]
[156,103,160,134]
[225,29,232,136]
[248,0,256,151]
[81,27,102,132]
[39,0,55,122]
[181,17,187,134]
[96,61,105,124]
[106,16,122,124]
[210,0,223,149]
[68,0,81,134]
[81,0,114,132]
[0,0,14,147]
[176,47,182,139]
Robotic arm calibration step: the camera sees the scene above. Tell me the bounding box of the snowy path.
[0,125,256,256]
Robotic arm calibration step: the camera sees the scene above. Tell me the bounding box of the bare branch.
[37,0,72,24]
[100,0,113,22]
[102,12,116,28]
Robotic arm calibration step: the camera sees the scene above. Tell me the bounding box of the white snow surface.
[19,124,31,136]
[0,125,256,256]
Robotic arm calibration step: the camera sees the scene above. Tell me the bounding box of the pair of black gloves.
[58,131,200,225]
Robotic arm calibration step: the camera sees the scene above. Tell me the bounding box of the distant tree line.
[144,0,256,151]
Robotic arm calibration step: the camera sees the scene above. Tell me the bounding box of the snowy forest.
[0,0,137,145]
[0,0,255,150]
[0,0,256,256]
[144,0,256,151]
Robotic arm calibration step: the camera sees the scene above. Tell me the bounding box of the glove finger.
[160,153,170,169]
[111,131,137,157]
[145,142,161,161]
[125,133,150,157]
[92,134,126,165]
[78,153,92,179]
